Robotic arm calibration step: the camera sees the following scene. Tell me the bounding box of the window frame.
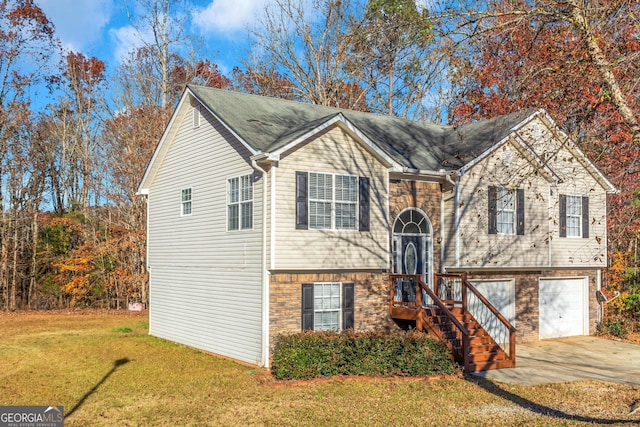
[227,174,253,231]
[302,282,354,331]
[181,188,192,216]
[488,186,524,236]
[312,282,342,331]
[565,194,583,238]
[559,194,589,239]
[496,187,516,235]
[308,171,359,231]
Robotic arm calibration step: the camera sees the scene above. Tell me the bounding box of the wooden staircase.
[390,274,516,373]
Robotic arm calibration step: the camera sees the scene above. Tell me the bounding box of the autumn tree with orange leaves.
[438,0,640,330]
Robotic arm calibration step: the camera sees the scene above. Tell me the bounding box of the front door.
[401,235,422,275]
[392,208,433,305]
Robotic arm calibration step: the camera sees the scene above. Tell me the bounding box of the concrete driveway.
[473,336,640,386]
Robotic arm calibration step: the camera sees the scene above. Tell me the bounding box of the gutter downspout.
[251,158,270,368]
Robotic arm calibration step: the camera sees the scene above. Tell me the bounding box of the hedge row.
[271,329,456,380]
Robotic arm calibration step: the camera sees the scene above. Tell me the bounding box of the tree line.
[1,0,639,322]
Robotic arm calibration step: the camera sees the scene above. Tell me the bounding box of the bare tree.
[248,0,370,108]
[123,0,189,109]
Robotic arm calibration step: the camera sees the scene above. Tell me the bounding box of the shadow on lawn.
[469,376,635,425]
[67,358,130,418]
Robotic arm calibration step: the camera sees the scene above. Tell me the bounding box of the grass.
[1,311,639,426]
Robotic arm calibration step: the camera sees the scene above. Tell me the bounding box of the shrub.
[603,318,628,339]
[271,330,456,380]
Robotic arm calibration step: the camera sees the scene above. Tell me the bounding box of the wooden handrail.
[415,278,469,336]
[464,280,517,334]
[463,278,517,361]
[416,277,470,371]
[390,274,471,370]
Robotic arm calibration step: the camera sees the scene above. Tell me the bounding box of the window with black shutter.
[559,194,589,238]
[488,186,524,235]
[295,171,370,231]
[301,282,355,331]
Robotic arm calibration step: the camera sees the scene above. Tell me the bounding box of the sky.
[38,0,269,76]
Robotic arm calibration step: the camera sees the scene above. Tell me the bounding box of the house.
[138,85,616,370]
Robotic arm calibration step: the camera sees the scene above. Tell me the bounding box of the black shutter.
[488,186,497,234]
[582,196,589,238]
[359,177,370,231]
[296,171,308,230]
[342,282,354,330]
[301,283,314,330]
[559,194,567,237]
[516,188,525,235]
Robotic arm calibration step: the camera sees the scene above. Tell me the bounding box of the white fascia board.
[270,113,401,169]
[537,110,617,194]
[137,89,191,195]
[189,88,260,157]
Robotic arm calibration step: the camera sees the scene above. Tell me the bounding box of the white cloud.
[109,25,148,64]
[38,0,114,53]
[192,0,268,34]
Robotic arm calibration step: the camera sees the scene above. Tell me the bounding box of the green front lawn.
[0,311,637,426]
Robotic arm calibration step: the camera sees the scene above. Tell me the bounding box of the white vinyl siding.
[227,174,253,231]
[496,188,515,234]
[314,282,341,330]
[147,102,263,365]
[448,117,608,270]
[565,195,582,237]
[274,126,389,270]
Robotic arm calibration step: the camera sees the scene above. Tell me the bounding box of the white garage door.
[469,279,515,345]
[539,277,588,339]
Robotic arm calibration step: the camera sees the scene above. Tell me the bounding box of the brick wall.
[466,269,598,343]
[269,271,396,338]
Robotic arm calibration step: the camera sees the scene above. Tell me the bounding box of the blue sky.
[38,0,268,76]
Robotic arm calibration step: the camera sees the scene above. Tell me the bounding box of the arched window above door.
[393,208,430,235]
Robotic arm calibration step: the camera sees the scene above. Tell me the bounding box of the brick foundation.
[269,271,397,339]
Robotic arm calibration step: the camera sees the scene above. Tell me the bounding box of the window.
[565,195,582,237]
[192,106,200,128]
[335,174,358,229]
[488,186,524,235]
[559,194,589,238]
[227,174,253,230]
[496,188,515,234]
[302,282,354,331]
[296,171,369,231]
[309,172,333,229]
[181,188,192,215]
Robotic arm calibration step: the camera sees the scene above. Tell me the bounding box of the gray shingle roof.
[188,84,537,171]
